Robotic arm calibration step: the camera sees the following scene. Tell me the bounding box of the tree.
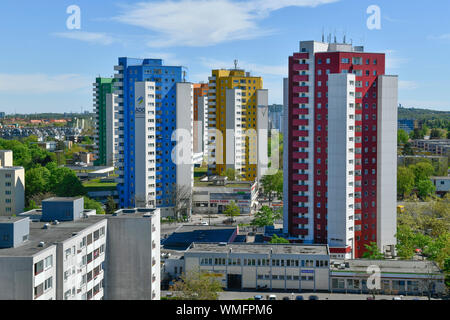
[362,242,384,260]
[430,128,445,139]
[417,179,435,199]
[398,129,409,145]
[260,171,283,206]
[224,201,240,220]
[105,196,117,215]
[402,142,414,155]
[25,166,51,203]
[221,168,239,181]
[251,206,282,227]
[170,185,193,220]
[169,271,223,300]
[410,161,435,185]
[84,197,105,215]
[50,167,86,197]
[396,225,416,260]
[269,234,289,243]
[397,166,415,199]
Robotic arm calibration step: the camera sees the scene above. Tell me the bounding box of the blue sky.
[1,0,450,113]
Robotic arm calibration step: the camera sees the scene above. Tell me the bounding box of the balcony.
[292,119,309,126]
[293,217,309,225]
[293,195,308,203]
[292,141,309,148]
[292,131,309,138]
[292,184,308,192]
[292,152,308,159]
[292,228,309,236]
[292,108,309,115]
[292,162,308,170]
[292,97,309,104]
[114,73,124,79]
[114,65,124,71]
[293,64,309,71]
[292,206,308,214]
[293,75,309,82]
[293,86,309,93]
[293,53,309,60]
[293,174,308,181]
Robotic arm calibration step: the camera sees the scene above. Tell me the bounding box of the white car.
[268,295,277,300]
[200,221,209,226]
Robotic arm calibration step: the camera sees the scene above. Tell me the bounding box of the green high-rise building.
[93,77,116,166]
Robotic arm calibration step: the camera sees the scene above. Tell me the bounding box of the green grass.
[83,178,117,191]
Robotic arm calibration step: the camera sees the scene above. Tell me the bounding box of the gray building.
[183,243,330,292]
[330,259,446,296]
[0,198,107,300]
[104,208,160,300]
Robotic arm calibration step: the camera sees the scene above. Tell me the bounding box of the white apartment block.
[175,82,194,191]
[0,210,106,300]
[133,81,157,208]
[196,95,209,158]
[327,73,356,259]
[0,150,25,216]
[106,93,117,167]
[376,75,398,252]
[0,217,56,300]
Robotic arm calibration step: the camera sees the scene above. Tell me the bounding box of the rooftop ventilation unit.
[38,242,45,247]
[42,223,50,230]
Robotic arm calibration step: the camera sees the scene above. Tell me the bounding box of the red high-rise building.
[283,41,398,259]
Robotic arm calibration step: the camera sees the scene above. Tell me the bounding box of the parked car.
[392,296,403,300]
[282,296,290,300]
[254,295,263,300]
[308,295,319,300]
[199,221,209,225]
[295,295,304,300]
[268,295,277,300]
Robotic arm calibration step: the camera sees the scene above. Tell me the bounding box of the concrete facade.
[183,243,330,291]
[105,208,160,300]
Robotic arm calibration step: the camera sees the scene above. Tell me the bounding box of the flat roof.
[110,208,159,219]
[43,197,83,202]
[0,216,106,257]
[330,259,442,275]
[187,243,329,255]
[0,216,27,223]
[163,226,237,251]
[431,176,450,180]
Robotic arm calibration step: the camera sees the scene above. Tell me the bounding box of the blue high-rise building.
[113,58,189,210]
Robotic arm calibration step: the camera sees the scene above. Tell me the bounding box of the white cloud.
[53,31,116,45]
[114,0,339,47]
[384,49,408,71]
[0,73,90,94]
[398,80,418,90]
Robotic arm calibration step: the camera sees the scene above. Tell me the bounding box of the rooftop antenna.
[321,27,325,42]
[327,33,331,43]
[234,59,238,70]
[182,70,186,82]
[334,29,337,43]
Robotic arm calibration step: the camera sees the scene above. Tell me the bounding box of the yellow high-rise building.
[207,68,268,182]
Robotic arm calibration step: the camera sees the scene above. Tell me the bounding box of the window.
[44,277,52,291]
[44,255,53,269]
[34,260,44,275]
[34,283,44,299]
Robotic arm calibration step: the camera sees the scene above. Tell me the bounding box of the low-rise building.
[183,242,330,292]
[193,177,258,214]
[330,259,446,296]
[430,176,450,196]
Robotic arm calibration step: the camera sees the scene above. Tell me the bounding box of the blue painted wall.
[116,58,187,208]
